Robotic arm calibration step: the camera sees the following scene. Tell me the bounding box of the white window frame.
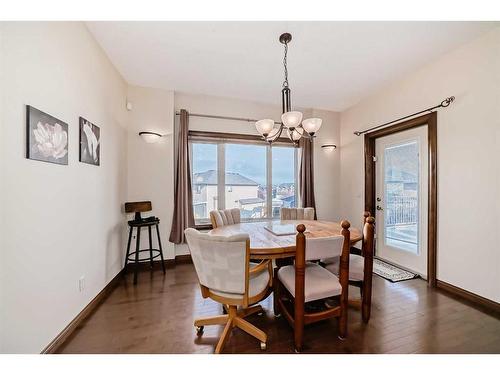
[189,137,298,225]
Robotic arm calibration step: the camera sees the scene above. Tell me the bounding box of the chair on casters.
[184,227,272,354]
[124,201,165,285]
[274,221,351,352]
[324,212,375,322]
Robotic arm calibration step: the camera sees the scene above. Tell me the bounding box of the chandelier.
[255,33,322,145]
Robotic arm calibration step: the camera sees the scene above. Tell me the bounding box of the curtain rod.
[175,111,281,125]
[353,96,455,136]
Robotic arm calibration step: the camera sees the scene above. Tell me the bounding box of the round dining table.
[209,219,362,260]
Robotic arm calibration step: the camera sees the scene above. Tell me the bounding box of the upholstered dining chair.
[274,221,351,352]
[184,228,272,354]
[209,208,241,228]
[324,213,375,323]
[280,207,315,220]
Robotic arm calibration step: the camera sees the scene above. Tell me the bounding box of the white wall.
[311,109,341,221]
[126,85,175,259]
[0,22,129,353]
[340,28,500,302]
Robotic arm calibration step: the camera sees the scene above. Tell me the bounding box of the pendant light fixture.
[256,33,322,145]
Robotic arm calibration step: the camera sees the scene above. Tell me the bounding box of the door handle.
[376,205,384,211]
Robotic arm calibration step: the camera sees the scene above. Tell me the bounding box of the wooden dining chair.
[280,207,315,220]
[274,221,351,352]
[184,227,272,353]
[209,208,241,228]
[324,213,375,322]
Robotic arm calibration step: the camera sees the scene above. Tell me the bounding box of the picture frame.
[79,116,100,166]
[26,105,68,165]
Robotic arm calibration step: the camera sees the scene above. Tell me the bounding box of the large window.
[190,135,298,225]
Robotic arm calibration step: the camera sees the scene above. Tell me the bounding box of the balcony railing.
[386,195,418,226]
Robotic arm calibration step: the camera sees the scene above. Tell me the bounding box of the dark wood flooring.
[57,263,500,354]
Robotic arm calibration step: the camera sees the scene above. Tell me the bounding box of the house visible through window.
[190,135,298,225]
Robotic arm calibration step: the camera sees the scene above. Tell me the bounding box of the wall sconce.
[321,144,337,151]
[139,131,163,143]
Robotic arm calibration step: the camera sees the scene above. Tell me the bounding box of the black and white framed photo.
[26,105,68,165]
[79,117,100,166]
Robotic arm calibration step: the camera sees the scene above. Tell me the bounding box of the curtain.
[169,109,195,244]
[298,137,317,219]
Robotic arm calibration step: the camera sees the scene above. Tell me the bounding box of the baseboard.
[436,279,500,317]
[175,254,192,264]
[41,255,193,353]
[41,269,124,354]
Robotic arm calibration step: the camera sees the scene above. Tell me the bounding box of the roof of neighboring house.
[193,170,259,186]
[238,197,265,205]
[281,195,296,202]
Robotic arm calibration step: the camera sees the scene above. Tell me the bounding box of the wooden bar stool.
[124,201,165,284]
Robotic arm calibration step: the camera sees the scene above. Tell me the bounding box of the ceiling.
[87,22,497,111]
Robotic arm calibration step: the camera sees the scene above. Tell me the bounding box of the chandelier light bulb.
[255,119,275,137]
[302,118,322,135]
[281,111,303,129]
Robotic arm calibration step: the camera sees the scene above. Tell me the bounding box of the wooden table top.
[209,220,362,259]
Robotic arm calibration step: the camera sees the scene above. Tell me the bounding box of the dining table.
[209,219,362,260]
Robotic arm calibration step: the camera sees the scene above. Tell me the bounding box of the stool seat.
[128,216,160,227]
[124,201,165,285]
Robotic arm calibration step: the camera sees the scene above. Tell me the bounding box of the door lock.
[376,205,384,211]
[376,197,381,202]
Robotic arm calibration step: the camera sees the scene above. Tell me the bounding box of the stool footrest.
[127,249,163,262]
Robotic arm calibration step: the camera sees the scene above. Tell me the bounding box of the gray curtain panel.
[298,137,317,219]
[169,109,195,244]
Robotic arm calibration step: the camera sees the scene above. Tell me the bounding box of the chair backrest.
[280,207,315,220]
[210,208,241,228]
[184,228,249,294]
[361,216,375,258]
[305,235,344,261]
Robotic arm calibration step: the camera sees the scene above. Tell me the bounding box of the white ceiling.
[87,21,497,111]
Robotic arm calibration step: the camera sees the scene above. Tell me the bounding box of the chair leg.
[148,225,154,269]
[239,305,263,318]
[233,316,267,344]
[362,281,372,323]
[214,318,234,354]
[338,303,348,339]
[194,314,228,327]
[155,224,166,274]
[214,305,237,354]
[294,316,304,353]
[124,226,133,273]
[273,268,281,316]
[133,227,141,285]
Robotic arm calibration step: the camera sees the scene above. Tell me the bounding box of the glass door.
[375,126,428,277]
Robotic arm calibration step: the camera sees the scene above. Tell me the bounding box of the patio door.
[375,126,428,278]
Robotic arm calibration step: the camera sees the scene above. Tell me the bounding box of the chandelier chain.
[282,42,289,88]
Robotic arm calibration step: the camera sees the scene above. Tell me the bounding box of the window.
[190,134,298,226]
[191,143,217,224]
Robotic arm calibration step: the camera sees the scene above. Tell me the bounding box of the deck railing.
[386,195,418,226]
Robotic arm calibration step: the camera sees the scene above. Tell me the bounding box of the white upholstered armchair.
[280,207,315,220]
[184,227,272,353]
[209,208,241,228]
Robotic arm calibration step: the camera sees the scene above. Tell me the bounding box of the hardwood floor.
[57,263,500,354]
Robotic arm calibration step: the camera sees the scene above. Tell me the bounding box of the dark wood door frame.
[364,112,437,287]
